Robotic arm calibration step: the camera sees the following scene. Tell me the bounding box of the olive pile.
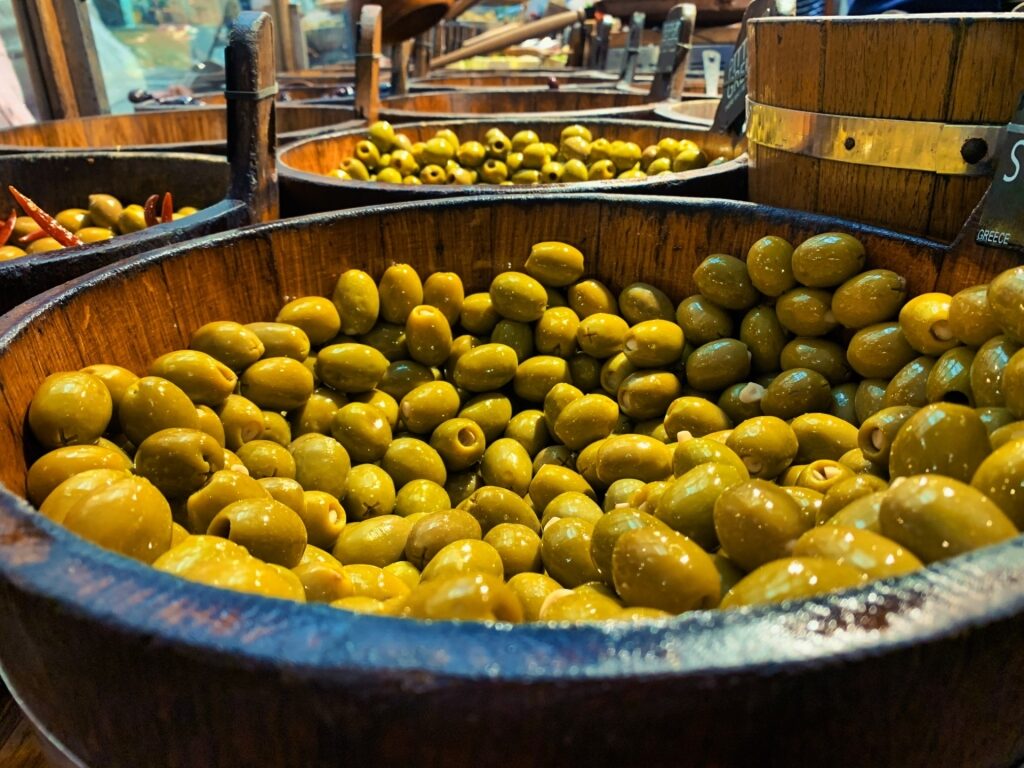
[327,121,711,186]
[0,192,197,262]
[23,235,1024,622]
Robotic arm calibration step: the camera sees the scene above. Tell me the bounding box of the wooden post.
[391,40,412,96]
[12,0,108,119]
[226,11,279,223]
[593,17,612,70]
[413,33,431,77]
[355,5,382,122]
[289,3,310,70]
[272,0,297,71]
[620,12,645,85]
[567,23,586,67]
[647,3,696,101]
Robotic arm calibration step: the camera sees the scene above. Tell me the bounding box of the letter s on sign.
[1005,139,1024,184]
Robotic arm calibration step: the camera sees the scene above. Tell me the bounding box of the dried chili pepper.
[143,194,160,228]
[7,186,82,248]
[161,192,174,224]
[18,229,48,246]
[0,209,15,247]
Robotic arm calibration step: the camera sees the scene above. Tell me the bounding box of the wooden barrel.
[746,14,1024,242]
[0,152,245,314]
[0,103,359,155]
[652,98,720,126]
[415,71,622,88]
[277,117,745,214]
[379,89,665,121]
[0,193,1021,768]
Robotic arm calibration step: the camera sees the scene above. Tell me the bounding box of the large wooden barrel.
[0,103,359,155]
[379,89,665,121]
[653,98,721,127]
[277,117,745,214]
[416,71,621,88]
[746,14,1024,242]
[0,193,1021,768]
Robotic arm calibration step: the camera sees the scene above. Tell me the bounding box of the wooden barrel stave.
[277,117,746,214]
[379,89,663,121]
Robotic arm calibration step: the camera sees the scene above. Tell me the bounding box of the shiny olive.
[789,412,859,464]
[290,433,350,499]
[925,346,975,405]
[655,462,745,549]
[504,409,551,457]
[949,284,1000,347]
[622,319,684,368]
[340,464,396,521]
[534,307,580,358]
[529,464,595,512]
[402,573,523,622]
[158,536,305,601]
[693,254,759,310]
[740,305,788,374]
[478,437,532,497]
[26,444,133,507]
[672,436,748,478]
[780,337,851,385]
[540,491,603,529]
[334,515,412,568]
[986,266,1024,341]
[720,557,865,609]
[569,279,618,318]
[452,343,518,392]
[514,355,572,403]
[149,349,237,407]
[725,416,798,479]
[791,232,865,288]
[717,382,764,424]
[330,402,392,463]
[618,283,674,324]
[241,357,314,411]
[595,434,673,485]
[28,371,112,449]
[87,194,123,229]
[276,296,341,347]
[234,439,296,481]
[39,468,131,524]
[119,376,199,446]
[525,241,585,287]
[880,474,1018,563]
[664,396,732,440]
[713,479,812,571]
[316,343,388,394]
[882,356,934,408]
[847,323,917,379]
[258,476,305,514]
[760,369,832,420]
[541,517,601,588]
[459,392,513,443]
[972,336,1020,408]
[576,313,629,359]
[135,428,225,498]
[776,288,837,337]
[552,394,618,451]
[970,439,1024,529]
[611,526,719,613]
[746,235,795,297]
[382,437,446,488]
[889,402,989,482]
[299,490,346,550]
[245,322,311,361]
[686,339,751,392]
[489,271,547,323]
[675,295,733,345]
[332,269,380,336]
[189,321,265,371]
[379,264,424,325]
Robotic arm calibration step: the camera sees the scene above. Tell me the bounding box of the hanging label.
[976,93,1024,253]
[710,0,793,136]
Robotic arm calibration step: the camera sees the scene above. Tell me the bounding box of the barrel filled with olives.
[278,118,744,214]
[0,195,1020,767]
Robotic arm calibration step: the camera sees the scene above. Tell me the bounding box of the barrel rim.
[2,192,1008,685]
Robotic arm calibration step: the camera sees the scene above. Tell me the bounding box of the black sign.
[976,93,1024,254]
[655,17,682,75]
[710,0,793,136]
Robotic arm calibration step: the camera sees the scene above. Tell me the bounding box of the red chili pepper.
[143,194,160,228]
[7,186,82,248]
[0,209,15,247]
[18,229,48,245]
[161,192,174,224]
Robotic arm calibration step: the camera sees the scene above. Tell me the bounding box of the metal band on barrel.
[746,98,1006,177]
[224,84,280,101]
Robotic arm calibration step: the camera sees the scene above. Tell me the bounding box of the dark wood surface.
[0,698,47,768]
[0,195,1023,767]
[747,14,1024,242]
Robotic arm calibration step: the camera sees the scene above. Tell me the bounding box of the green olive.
[883,356,934,408]
[420,539,504,581]
[290,433,351,499]
[189,321,265,371]
[514,355,572,403]
[87,194,123,230]
[316,343,388,394]
[746,235,795,297]
[334,515,412,568]
[38,468,131,524]
[780,337,851,385]
[880,474,1018,563]
[986,266,1024,341]
[693,254,759,310]
[525,241,585,287]
[330,402,392,463]
[298,490,346,550]
[490,319,534,361]
[847,323,917,379]
[818,474,889,523]
[949,284,1000,347]
[476,437,531,496]
[28,371,112,449]
[899,293,957,356]
[216,394,265,450]
[790,412,859,463]
[404,508,482,569]
[149,349,237,407]
[830,382,859,425]
[332,269,380,336]
[672,436,748,478]
[790,232,865,288]
[458,392,513,443]
[970,439,1024,529]
[489,271,547,323]
[292,545,350,603]
[541,517,601,588]
[760,369,832,420]
[529,464,595,512]
[504,409,551,457]
[719,557,865,608]
[452,343,518,392]
[239,357,313,412]
[533,307,580,358]
[62,474,173,564]
[234,439,296,481]
[158,536,305,601]
[713,479,812,571]
[551,394,618,451]
[888,402,989,482]
[26,444,132,507]
[854,378,888,424]
[576,313,629,359]
[618,283,675,324]
[276,296,341,347]
[258,476,305,514]
[569,279,618,318]
[685,339,751,393]
[971,336,1020,408]
[382,437,446,488]
[245,322,311,361]
[340,464,396,521]
[611,526,719,613]
[595,434,673,484]
[135,428,225,498]
[776,288,837,337]
[828,490,885,532]
[116,205,147,234]
[725,416,798,479]
[717,382,765,425]
[664,397,732,440]
[393,479,450,519]
[379,264,424,325]
[675,295,733,345]
[794,460,853,495]
[459,485,539,534]
[622,319,684,368]
[120,375,199,446]
[402,572,522,622]
[925,346,975,405]
[540,491,603,529]
[857,405,916,466]
[55,209,88,234]
[740,305,788,374]
[655,462,745,550]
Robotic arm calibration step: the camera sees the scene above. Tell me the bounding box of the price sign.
[976,93,1024,254]
[710,0,793,136]
[648,4,695,102]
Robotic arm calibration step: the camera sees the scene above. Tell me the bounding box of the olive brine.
[24,235,1024,621]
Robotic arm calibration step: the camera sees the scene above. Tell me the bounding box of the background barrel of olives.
[277,118,746,214]
[746,14,1024,242]
[416,71,622,88]
[0,104,361,155]
[0,152,248,314]
[1,195,1023,768]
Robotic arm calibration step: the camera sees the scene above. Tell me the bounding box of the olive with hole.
[857,406,917,466]
[925,346,975,406]
[883,356,934,408]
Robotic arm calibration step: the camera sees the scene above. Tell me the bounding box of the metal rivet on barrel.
[843,137,856,151]
[960,138,988,165]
